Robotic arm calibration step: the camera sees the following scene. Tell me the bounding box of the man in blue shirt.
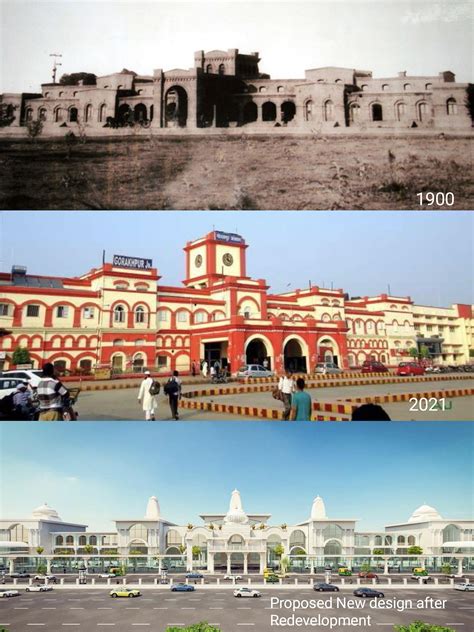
[290,377,312,421]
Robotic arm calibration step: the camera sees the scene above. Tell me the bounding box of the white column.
[458,558,463,575]
[226,555,231,575]
[46,559,52,574]
[9,559,15,574]
[243,555,248,575]
[259,553,266,574]
[208,554,214,574]
[383,560,389,575]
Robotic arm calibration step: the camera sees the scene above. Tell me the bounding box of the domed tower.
[145,496,161,520]
[224,489,249,525]
[31,502,62,522]
[408,504,442,523]
[311,495,327,520]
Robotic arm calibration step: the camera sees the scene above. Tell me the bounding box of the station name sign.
[214,231,244,244]
[112,255,153,270]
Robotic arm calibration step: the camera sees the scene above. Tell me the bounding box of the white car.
[454,582,474,591]
[1,370,43,388]
[26,584,53,592]
[98,573,116,578]
[315,362,342,375]
[236,364,274,378]
[224,574,242,581]
[0,377,26,400]
[34,574,56,581]
[234,587,261,598]
[0,589,20,598]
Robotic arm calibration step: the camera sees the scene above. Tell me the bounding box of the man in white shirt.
[138,370,159,420]
[278,369,295,420]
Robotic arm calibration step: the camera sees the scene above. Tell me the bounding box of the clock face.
[223,253,233,267]
[195,254,203,268]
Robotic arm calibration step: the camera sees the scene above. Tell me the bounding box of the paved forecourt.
[0,587,472,631]
[74,375,473,421]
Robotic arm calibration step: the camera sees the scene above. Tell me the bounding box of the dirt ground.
[0,134,472,209]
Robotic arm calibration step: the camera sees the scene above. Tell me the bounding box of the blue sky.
[1,1,472,93]
[1,211,472,307]
[0,422,472,532]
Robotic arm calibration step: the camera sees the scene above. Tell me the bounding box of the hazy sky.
[0,422,472,531]
[1,1,472,93]
[0,211,472,307]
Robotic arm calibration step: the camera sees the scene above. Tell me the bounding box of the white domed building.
[0,493,472,576]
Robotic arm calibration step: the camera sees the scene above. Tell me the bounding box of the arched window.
[425,83,432,91]
[66,535,74,545]
[443,524,460,542]
[418,102,429,122]
[277,86,284,93]
[25,108,33,121]
[206,64,212,74]
[262,101,277,121]
[177,310,188,323]
[39,108,47,121]
[323,524,343,539]
[135,306,146,324]
[218,63,225,75]
[446,98,457,115]
[259,86,267,93]
[54,107,63,123]
[324,100,334,121]
[372,103,383,121]
[349,103,360,122]
[397,535,405,544]
[89,535,97,545]
[69,107,78,122]
[114,305,126,323]
[85,104,93,122]
[289,530,306,548]
[403,83,411,91]
[129,524,149,541]
[79,535,86,546]
[55,536,63,546]
[407,535,415,546]
[361,84,368,91]
[304,100,313,121]
[166,529,181,547]
[382,84,389,91]
[396,102,406,121]
[335,79,342,84]
[99,104,107,122]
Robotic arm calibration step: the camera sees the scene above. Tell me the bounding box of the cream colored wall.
[188,245,207,279]
[215,244,241,276]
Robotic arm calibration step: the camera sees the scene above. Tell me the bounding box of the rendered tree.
[12,346,31,365]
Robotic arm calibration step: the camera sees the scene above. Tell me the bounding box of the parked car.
[185,572,203,579]
[171,583,195,592]
[0,370,43,388]
[34,574,57,582]
[0,377,26,400]
[397,362,424,376]
[98,573,116,578]
[9,572,30,579]
[353,588,385,598]
[224,575,242,581]
[315,362,342,375]
[109,587,141,598]
[234,587,261,598]
[0,589,20,598]
[26,584,53,592]
[454,582,474,591]
[313,583,339,592]
[361,361,388,374]
[236,364,274,378]
[358,571,378,579]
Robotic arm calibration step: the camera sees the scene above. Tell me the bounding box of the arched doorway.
[230,552,244,572]
[117,104,132,125]
[53,359,67,375]
[164,86,188,127]
[245,338,270,368]
[262,101,276,121]
[281,101,296,123]
[69,107,78,123]
[371,103,383,121]
[324,540,342,565]
[134,103,148,123]
[243,101,257,124]
[111,354,124,372]
[284,339,307,373]
[317,338,340,366]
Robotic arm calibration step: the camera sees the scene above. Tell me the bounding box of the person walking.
[191,361,197,377]
[278,369,295,421]
[263,358,269,370]
[201,360,208,378]
[164,370,182,420]
[138,370,160,420]
[36,363,70,421]
[290,377,312,421]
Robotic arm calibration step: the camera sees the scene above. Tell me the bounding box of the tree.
[372,548,384,555]
[280,556,290,574]
[360,562,372,572]
[441,563,452,575]
[0,103,16,127]
[395,622,457,632]
[407,546,423,555]
[59,72,97,86]
[36,547,44,555]
[408,346,430,363]
[192,546,201,560]
[26,119,43,141]
[12,346,31,366]
[178,544,187,555]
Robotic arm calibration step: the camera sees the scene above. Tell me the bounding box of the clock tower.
[184,231,248,288]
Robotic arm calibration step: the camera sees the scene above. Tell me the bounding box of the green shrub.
[166,624,220,632]
[395,622,456,632]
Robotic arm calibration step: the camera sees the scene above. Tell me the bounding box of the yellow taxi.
[109,587,141,598]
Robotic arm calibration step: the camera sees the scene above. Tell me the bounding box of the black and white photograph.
[0,0,472,210]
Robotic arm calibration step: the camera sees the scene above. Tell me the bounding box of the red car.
[361,361,389,373]
[397,362,425,376]
[358,571,378,579]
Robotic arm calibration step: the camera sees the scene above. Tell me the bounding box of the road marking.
[62,625,81,627]
[126,607,140,609]
[131,625,150,627]
[97,625,115,627]
[209,607,223,610]
[376,625,395,627]
[237,607,251,609]
[42,607,57,610]
[445,625,464,627]
[69,607,84,610]
[27,625,46,627]
[237,624,255,627]
[97,607,112,610]
[14,607,29,610]
[181,607,196,610]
